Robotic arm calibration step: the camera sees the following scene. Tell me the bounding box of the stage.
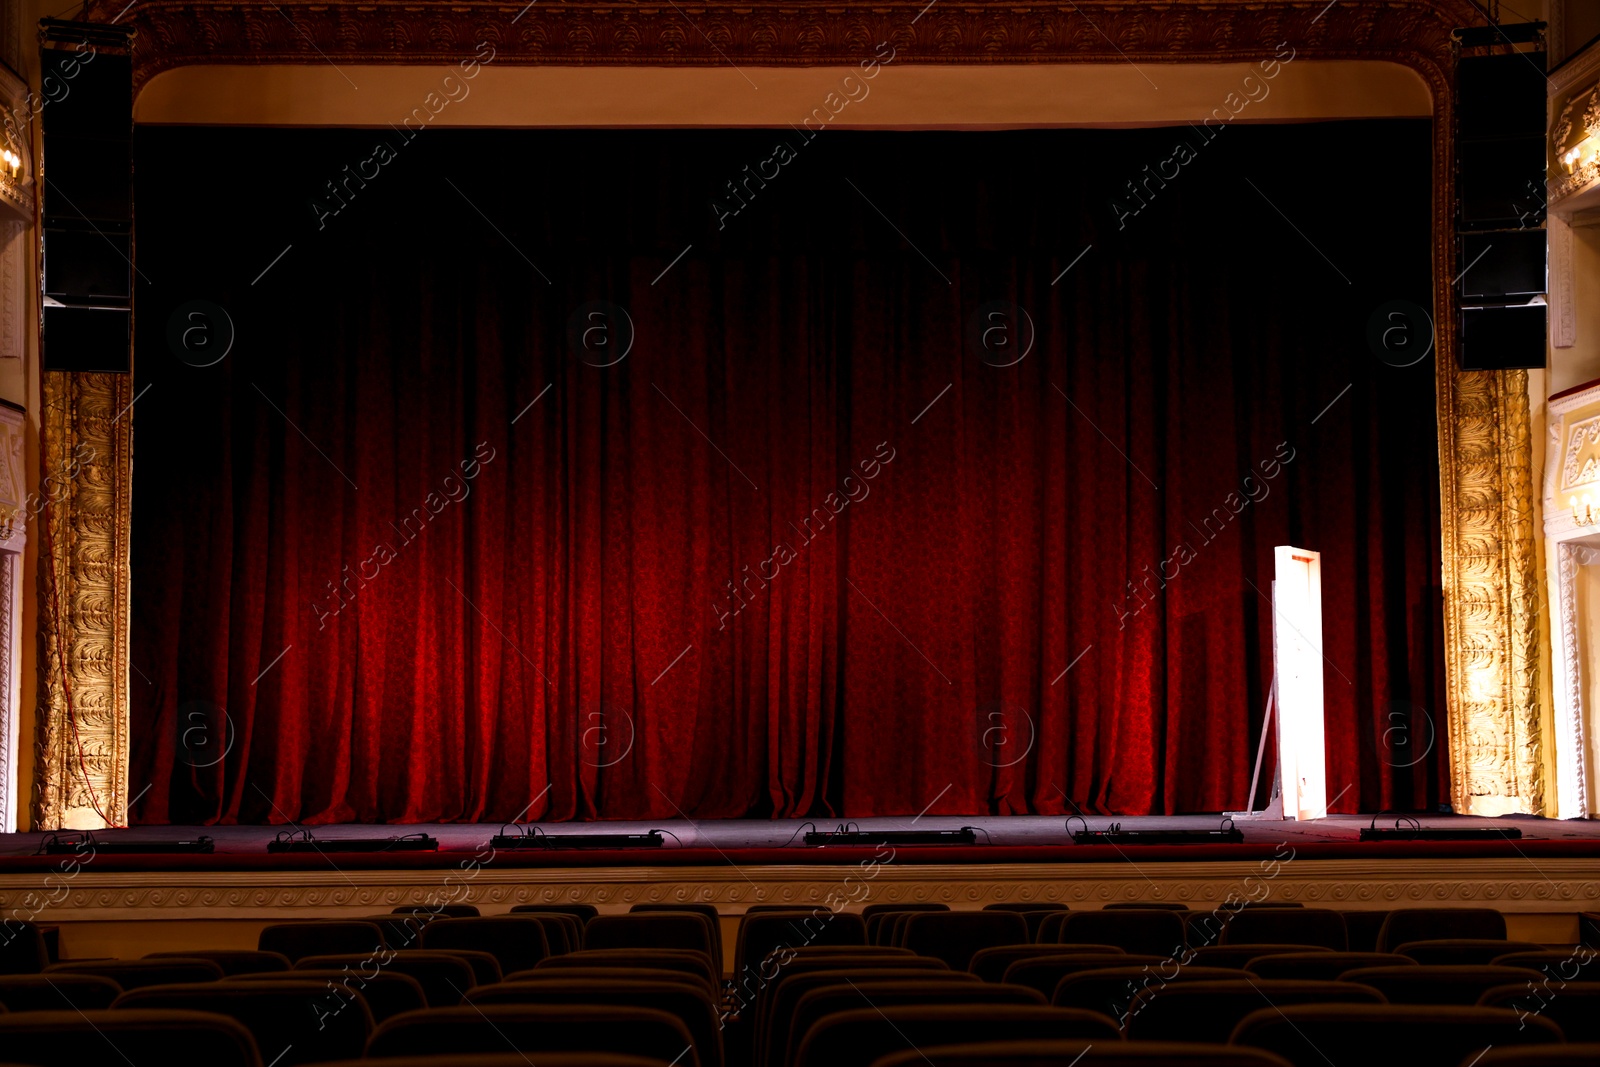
[2,813,1597,961]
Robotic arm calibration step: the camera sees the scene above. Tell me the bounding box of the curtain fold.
[129,122,1446,823]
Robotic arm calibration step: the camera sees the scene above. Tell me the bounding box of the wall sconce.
[1571,493,1598,527]
[0,149,19,179]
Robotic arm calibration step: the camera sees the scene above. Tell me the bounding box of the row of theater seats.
[0,901,1594,1067]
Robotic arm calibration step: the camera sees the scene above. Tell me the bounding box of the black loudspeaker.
[1452,30,1547,371]
[39,20,133,373]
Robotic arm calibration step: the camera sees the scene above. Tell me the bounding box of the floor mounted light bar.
[1070,819,1245,846]
[38,831,215,855]
[803,827,979,847]
[490,828,666,850]
[266,830,437,853]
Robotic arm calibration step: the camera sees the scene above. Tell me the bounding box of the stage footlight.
[490,827,666,850]
[1359,814,1522,842]
[38,831,215,855]
[802,826,980,847]
[1069,818,1245,845]
[266,830,438,853]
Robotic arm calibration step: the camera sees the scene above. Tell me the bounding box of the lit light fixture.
[1571,493,1598,526]
[0,149,19,178]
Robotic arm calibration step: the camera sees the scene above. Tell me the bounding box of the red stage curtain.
[129,123,1446,823]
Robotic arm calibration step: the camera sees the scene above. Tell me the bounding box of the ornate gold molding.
[33,371,133,830]
[32,0,1541,819]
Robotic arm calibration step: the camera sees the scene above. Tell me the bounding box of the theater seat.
[1396,940,1544,965]
[362,915,430,951]
[0,1008,262,1066]
[793,1005,1120,1067]
[46,958,224,989]
[299,950,478,1006]
[869,1040,1295,1067]
[366,1004,699,1065]
[0,922,47,975]
[786,980,1043,1067]
[587,913,717,960]
[1035,912,1071,943]
[734,911,867,980]
[1492,950,1600,979]
[113,979,374,1065]
[510,903,600,924]
[902,911,1029,969]
[1052,965,1242,1022]
[314,1056,673,1067]
[466,977,723,1067]
[1246,952,1417,980]
[1232,1005,1562,1067]
[0,974,122,1011]
[864,906,947,945]
[1059,910,1184,956]
[233,968,427,1021]
[1478,981,1600,1041]
[1003,954,1168,999]
[145,950,291,976]
[761,967,978,1067]
[259,921,386,963]
[1189,945,1333,969]
[1376,909,1507,953]
[983,904,1071,940]
[633,904,725,964]
[394,904,480,917]
[1124,978,1387,1043]
[1340,911,1391,953]
[1220,909,1347,951]
[1468,1047,1600,1067]
[970,945,1124,983]
[536,948,720,989]
[422,916,551,975]
[1339,965,1545,1005]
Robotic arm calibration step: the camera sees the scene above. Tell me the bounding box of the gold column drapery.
[32,370,132,829]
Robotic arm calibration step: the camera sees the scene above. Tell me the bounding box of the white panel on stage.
[1273,545,1328,821]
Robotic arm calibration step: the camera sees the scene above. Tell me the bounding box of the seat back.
[869,1041,1296,1067]
[1245,952,1416,980]
[982,904,1071,940]
[1221,909,1348,951]
[586,913,717,959]
[901,911,1028,969]
[510,903,600,924]
[260,921,385,963]
[1478,981,1600,1041]
[394,904,480,917]
[114,979,375,1065]
[298,950,477,1007]
[864,906,947,945]
[793,1004,1119,1067]
[1034,912,1070,943]
[0,1008,263,1066]
[1492,949,1600,979]
[734,911,867,981]
[761,966,974,1067]
[466,977,723,1067]
[1125,978,1386,1043]
[0,973,122,1011]
[970,944,1124,983]
[1059,910,1185,956]
[1231,1004,1562,1067]
[365,1003,699,1065]
[535,947,718,988]
[0,921,48,975]
[145,950,291,976]
[1469,1046,1600,1067]
[744,954,949,1041]
[47,958,225,989]
[1340,965,1545,1005]
[1339,911,1391,953]
[360,914,430,951]
[1396,939,1544,965]
[1002,954,1166,999]
[236,968,426,1022]
[1189,944,1334,969]
[1052,965,1242,1023]
[1376,909,1506,953]
[786,980,1043,1067]
[422,916,551,975]
[633,904,724,965]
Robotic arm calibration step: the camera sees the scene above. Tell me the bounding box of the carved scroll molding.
[5,858,1600,922]
[46,0,1536,819]
[33,372,132,830]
